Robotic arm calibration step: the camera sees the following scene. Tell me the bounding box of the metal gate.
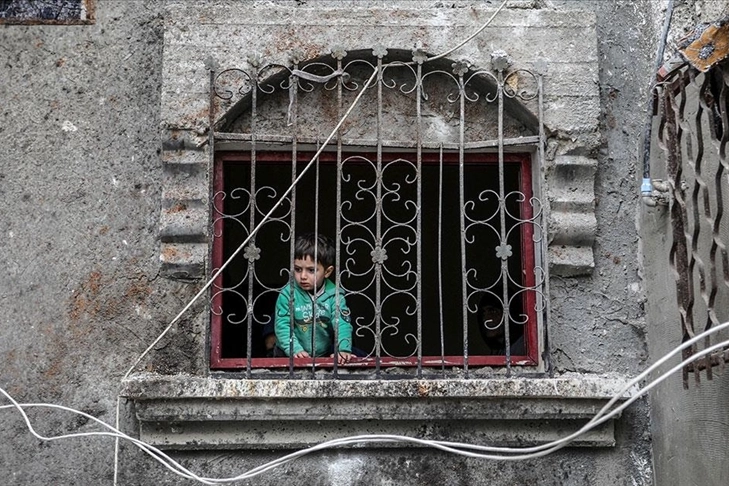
[653,62,729,387]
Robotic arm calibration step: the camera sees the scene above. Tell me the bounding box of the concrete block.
[162,163,208,202]
[159,200,208,243]
[161,129,210,156]
[137,416,615,450]
[549,157,597,211]
[549,211,597,246]
[548,245,595,277]
[546,155,597,275]
[159,242,208,280]
[542,95,601,135]
[541,62,599,97]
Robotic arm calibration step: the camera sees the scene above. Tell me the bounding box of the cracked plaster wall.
[0,0,688,484]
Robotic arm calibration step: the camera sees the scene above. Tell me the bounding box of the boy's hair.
[294,233,336,269]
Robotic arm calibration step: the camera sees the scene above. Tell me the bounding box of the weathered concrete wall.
[0,0,675,484]
[0,0,205,482]
[640,1,729,485]
[643,207,729,486]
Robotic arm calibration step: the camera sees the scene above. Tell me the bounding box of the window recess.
[208,48,548,378]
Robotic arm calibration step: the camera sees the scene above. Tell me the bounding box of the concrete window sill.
[121,373,633,450]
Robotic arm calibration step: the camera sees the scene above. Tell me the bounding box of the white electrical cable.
[3,1,724,483]
[0,388,218,484]
[122,74,379,383]
[436,318,729,456]
[3,323,728,483]
[426,0,508,62]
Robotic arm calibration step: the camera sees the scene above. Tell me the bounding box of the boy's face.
[293,256,333,293]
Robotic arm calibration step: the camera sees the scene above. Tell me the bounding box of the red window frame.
[211,150,539,369]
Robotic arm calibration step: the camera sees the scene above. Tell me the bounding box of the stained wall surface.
[0,0,697,484]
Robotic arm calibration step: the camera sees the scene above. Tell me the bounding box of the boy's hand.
[331,351,353,364]
[294,351,310,359]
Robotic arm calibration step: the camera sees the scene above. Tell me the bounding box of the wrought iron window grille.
[208,47,548,379]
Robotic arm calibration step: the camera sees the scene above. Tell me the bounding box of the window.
[211,149,541,371]
[208,49,546,375]
[0,0,94,24]
[130,9,622,453]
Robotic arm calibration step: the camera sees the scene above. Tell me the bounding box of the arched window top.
[211,48,544,150]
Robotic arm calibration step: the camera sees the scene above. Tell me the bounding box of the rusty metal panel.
[678,18,729,73]
[655,63,729,387]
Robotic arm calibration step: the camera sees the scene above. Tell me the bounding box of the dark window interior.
[212,151,537,368]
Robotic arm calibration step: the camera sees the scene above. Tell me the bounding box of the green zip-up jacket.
[274,279,353,357]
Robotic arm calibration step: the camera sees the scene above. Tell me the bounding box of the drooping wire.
[4,320,729,482]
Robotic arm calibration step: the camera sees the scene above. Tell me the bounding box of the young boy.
[274,233,353,364]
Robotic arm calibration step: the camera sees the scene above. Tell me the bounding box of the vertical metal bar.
[416,61,423,378]
[207,68,217,367]
[691,74,714,379]
[458,70,469,377]
[678,71,702,384]
[246,65,258,379]
[497,68,511,376]
[665,78,695,388]
[716,67,729,301]
[313,141,321,378]
[288,64,300,378]
[711,67,729,364]
[714,67,729,375]
[375,57,383,377]
[438,144,446,376]
[676,72,700,386]
[537,72,551,373]
[335,54,344,379]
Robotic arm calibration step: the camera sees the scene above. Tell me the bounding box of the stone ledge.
[122,373,633,450]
